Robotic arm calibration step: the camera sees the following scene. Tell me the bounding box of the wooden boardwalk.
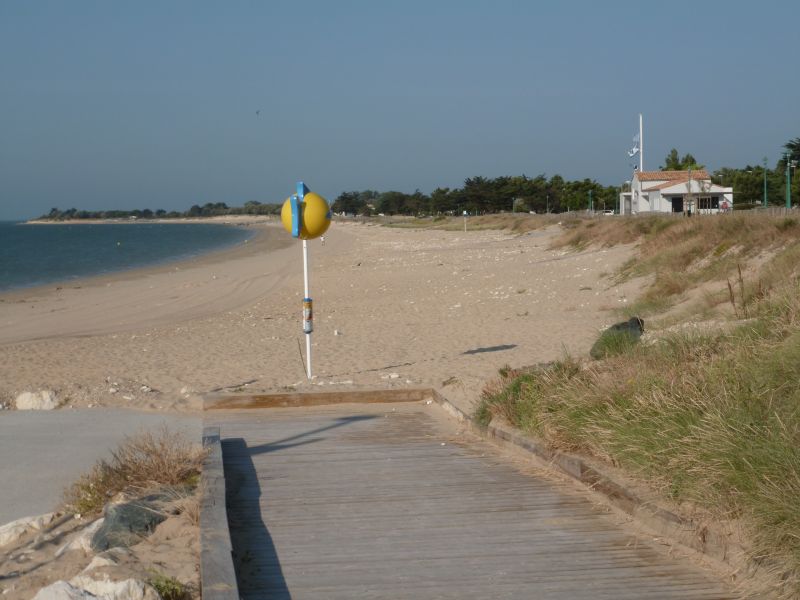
[210,402,736,599]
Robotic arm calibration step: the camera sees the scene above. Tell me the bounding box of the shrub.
[64,427,206,515]
[148,572,190,600]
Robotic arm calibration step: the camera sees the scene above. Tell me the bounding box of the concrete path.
[0,408,201,524]
[210,402,735,599]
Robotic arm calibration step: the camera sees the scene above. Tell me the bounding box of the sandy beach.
[0,219,643,414]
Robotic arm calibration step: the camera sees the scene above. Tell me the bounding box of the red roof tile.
[644,179,690,191]
[636,169,710,181]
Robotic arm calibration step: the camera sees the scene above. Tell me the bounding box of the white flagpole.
[639,113,644,172]
[302,239,312,379]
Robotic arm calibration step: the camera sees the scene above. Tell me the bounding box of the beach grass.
[64,427,206,515]
[147,572,191,600]
[383,212,565,233]
[553,213,800,317]
[477,214,800,595]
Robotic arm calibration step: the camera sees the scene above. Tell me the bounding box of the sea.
[0,221,255,293]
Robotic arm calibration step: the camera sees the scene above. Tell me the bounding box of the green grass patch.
[476,282,800,592]
[148,572,191,600]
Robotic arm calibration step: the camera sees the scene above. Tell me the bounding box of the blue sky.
[1,1,798,219]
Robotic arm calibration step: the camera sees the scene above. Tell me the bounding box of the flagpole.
[302,238,312,379]
[639,113,644,172]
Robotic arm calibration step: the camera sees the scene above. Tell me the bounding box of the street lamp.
[786,152,798,209]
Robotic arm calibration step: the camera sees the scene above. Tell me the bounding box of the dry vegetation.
[477,212,800,598]
[64,426,206,515]
[555,213,800,316]
[2,428,205,599]
[382,212,566,233]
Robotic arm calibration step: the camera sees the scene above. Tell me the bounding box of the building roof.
[646,180,732,194]
[636,169,710,181]
[644,179,690,191]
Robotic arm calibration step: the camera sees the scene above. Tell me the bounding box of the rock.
[81,547,131,573]
[0,512,55,547]
[91,496,167,551]
[70,574,159,600]
[55,518,105,557]
[32,581,94,600]
[14,390,58,410]
[590,317,645,360]
[389,373,400,379]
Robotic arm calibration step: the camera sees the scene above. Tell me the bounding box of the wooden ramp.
[209,401,735,599]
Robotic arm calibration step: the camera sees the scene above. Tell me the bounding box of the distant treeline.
[39,201,283,221]
[332,175,619,216]
[38,136,800,220]
[38,175,622,222]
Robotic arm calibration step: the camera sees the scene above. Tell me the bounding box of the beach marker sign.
[281,182,331,379]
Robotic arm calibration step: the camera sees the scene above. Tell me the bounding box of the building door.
[671,197,684,213]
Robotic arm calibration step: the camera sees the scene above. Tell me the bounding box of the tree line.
[711,137,800,207]
[39,137,800,221]
[40,201,283,221]
[332,175,620,216]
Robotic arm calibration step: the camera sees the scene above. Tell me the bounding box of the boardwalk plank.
[211,403,737,599]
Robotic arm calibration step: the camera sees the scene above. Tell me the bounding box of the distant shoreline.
[0,221,289,301]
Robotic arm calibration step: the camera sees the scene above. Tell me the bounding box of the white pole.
[302,239,312,379]
[639,113,644,172]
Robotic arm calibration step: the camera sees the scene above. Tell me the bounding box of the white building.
[620,170,733,215]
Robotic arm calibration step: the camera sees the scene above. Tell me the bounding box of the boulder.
[590,317,645,360]
[34,576,159,600]
[69,575,159,600]
[15,390,58,410]
[91,495,168,552]
[80,547,132,574]
[56,518,105,557]
[33,581,95,600]
[0,512,55,547]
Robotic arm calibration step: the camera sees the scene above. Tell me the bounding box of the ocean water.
[0,221,254,292]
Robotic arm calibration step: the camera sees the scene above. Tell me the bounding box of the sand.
[0,218,648,598]
[0,218,644,415]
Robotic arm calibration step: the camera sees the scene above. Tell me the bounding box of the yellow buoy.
[281,191,331,240]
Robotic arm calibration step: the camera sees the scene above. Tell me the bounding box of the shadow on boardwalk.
[223,415,376,598]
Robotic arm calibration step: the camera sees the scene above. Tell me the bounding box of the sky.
[1,1,798,220]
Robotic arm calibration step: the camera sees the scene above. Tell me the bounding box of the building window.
[698,197,720,210]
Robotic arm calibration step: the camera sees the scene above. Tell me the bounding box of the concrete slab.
[0,408,201,524]
[209,402,736,599]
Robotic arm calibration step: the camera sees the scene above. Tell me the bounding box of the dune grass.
[384,212,566,233]
[478,213,800,595]
[553,213,800,317]
[478,291,800,590]
[64,427,206,515]
[147,572,191,600]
